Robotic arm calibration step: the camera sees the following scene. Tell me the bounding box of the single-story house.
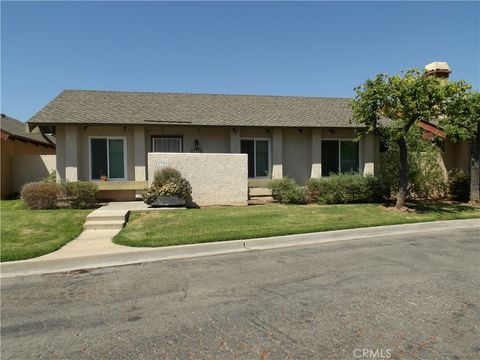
[1,114,56,199]
[26,90,380,199]
[25,63,469,202]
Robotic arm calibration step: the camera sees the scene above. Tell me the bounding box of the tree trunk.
[396,138,408,209]
[470,123,480,203]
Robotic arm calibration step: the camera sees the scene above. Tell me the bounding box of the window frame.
[321,138,360,176]
[240,137,271,179]
[151,135,183,153]
[88,136,128,181]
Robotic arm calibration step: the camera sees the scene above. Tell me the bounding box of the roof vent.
[424,61,451,78]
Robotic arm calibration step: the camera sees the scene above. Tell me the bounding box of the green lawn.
[114,202,480,247]
[0,200,91,261]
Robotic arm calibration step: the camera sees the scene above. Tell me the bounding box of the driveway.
[1,227,479,359]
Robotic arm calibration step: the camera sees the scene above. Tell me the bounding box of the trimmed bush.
[152,167,182,188]
[269,177,308,204]
[142,167,192,205]
[63,181,99,209]
[269,177,296,200]
[365,175,391,203]
[448,168,470,202]
[306,174,388,204]
[21,182,62,209]
[281,186,308,204]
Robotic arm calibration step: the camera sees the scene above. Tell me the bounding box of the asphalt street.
[1,227,479,360]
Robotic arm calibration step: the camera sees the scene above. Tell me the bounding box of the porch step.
[86,211,128,223]
[249,187,272,197]
[248,196,275,205]
[84,220,126,231]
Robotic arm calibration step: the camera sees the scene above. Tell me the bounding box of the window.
[240,139,270,178]
[340,141,359,173]
[321,140,359,176]
[152,136,182,153]
[90,137,126,180]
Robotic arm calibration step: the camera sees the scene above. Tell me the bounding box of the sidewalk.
[1,218,479,278]
[37,201,183,260]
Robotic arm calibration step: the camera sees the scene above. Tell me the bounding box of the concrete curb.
[2,219,479,278]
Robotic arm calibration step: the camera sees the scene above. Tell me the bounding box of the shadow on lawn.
[383,200,477,215]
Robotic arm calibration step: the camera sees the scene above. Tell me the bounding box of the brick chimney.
[424,61,451,78]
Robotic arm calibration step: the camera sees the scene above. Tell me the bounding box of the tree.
[351,69,452,209]
[441,89,480,202]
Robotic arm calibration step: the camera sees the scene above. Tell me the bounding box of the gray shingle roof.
[1,114,55,146]
[28,90,356,128]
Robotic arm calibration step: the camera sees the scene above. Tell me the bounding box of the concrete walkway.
[1,218,479,278]
[38,202,184,260]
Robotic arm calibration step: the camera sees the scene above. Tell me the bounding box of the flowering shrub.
[152,167,182,188]
[141,168,192,205]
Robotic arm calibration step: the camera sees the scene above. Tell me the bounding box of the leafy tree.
[441,89,480,202]
[351,69,453,209]
[380,127,447,200]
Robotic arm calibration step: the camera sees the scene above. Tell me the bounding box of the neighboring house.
[1,114,56,199]
[25,63,469,202]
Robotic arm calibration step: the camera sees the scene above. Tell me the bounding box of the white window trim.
[321,138,360,175]
[241,138,272,179]
[88,136,128,181]
[151,136,183,153]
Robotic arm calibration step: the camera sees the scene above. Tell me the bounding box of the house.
[1,114,56,199]
[26,90,378,200]
[25,63,469,203]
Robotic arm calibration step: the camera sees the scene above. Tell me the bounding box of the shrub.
[21,182,62,209]
[268,177,307,204]
[448,168,470,202]
[63,181,99,208]
[141,187,161,205]
[42,170,57,183]
[269,177,296,200]
[365,175,391,203]
[152,167,182,188]
[277,186,308,204]
[306,174,388,204]
[142,168,192,205]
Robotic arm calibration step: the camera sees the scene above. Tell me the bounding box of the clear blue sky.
[1,1,479,122]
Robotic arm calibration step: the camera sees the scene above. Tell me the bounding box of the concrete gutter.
[1,219,479,278]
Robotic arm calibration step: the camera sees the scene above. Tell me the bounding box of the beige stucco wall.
[283,128,312,184]
[56,125,136,181]
[55,126,66,181]
[55,124,382,189]
[54,124,474,198]
[360,134,377,176]
[1,138,55,199]
[148,152,248,206]
[12,154,56,193]
[145,126,231,154]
